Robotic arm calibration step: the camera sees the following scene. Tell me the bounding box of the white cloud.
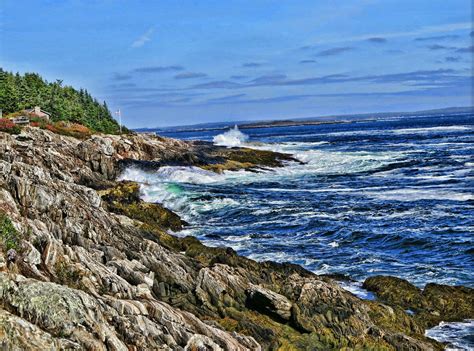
[131,27,154,48]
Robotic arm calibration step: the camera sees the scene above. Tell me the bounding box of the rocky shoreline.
[0,127,472,350]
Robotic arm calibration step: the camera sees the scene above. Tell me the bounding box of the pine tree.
[0,69,121,134]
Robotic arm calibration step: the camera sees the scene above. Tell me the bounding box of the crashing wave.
[213,125,249,147]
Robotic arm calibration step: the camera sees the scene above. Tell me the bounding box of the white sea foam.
[154,166,225,184]
[367,188,474,202]
[247,251,310,264]
[121,147,404,192]
[119,166,223,185]
[197,198,240,212]
[213,125,249,147]
[118,143,410,223]
[119,166,249,221]
[338,281,376,300]
[426,320,474,351]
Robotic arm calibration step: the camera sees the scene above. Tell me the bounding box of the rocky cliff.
[0,127,472,350]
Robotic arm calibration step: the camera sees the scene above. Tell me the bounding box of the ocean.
[122,113,474,349]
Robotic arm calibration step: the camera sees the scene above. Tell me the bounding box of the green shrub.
[0,213,20,250]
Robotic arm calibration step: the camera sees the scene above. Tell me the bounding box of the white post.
[115,109,122,134]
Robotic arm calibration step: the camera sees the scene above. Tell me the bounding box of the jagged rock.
[0,308,81,350]
[0,273,258,350]
[246,285,293,322]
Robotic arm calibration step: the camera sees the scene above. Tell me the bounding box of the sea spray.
[213,125,249,147]
[118,166,238,222]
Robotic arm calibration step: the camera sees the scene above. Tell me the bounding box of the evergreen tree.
[0,69,121,134]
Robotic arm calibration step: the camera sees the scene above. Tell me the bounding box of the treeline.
[0,69,122,134]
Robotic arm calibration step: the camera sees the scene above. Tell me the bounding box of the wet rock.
[363,275,474,328]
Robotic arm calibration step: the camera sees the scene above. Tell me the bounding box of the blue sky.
[1,0,472,127]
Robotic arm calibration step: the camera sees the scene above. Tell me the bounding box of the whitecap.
[392,125,472,134]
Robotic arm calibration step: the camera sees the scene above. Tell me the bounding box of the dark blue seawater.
[125,114,474,288]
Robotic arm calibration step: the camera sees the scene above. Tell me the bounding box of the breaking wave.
[213,125,249,147]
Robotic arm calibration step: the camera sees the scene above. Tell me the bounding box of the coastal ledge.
[0,127,472,350]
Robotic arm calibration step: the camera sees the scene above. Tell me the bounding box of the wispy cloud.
[207,94,247,103]
[426,44,455,50]
[250,74,287,84]
[230,75,248,80]
[366,69,458,84]
[367,37,387,43]
[386,49,404,54]
[242,62,264,68]
[445,56,461,62]
[456,45,474,53]
[415,34,459,41]
[133,65,184,73]
[299,59,317,64]
[112,73,132,81]
[107,83,137,89]
[203,83,472,106]
[316,47,354,57]
[174,72,207,79]
[304,22,471,47]
[189,69,464,90]
[131,27,155,48]
[193,81,243,89]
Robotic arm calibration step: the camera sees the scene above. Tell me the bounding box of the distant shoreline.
[135,106,473,133]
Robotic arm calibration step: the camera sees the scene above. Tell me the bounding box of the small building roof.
[25,107,51,116]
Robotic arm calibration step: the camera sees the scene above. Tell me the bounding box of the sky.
[0,0,473,127]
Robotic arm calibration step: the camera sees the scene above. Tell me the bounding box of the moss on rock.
[363,276,427,311]
[363,275,474,329]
